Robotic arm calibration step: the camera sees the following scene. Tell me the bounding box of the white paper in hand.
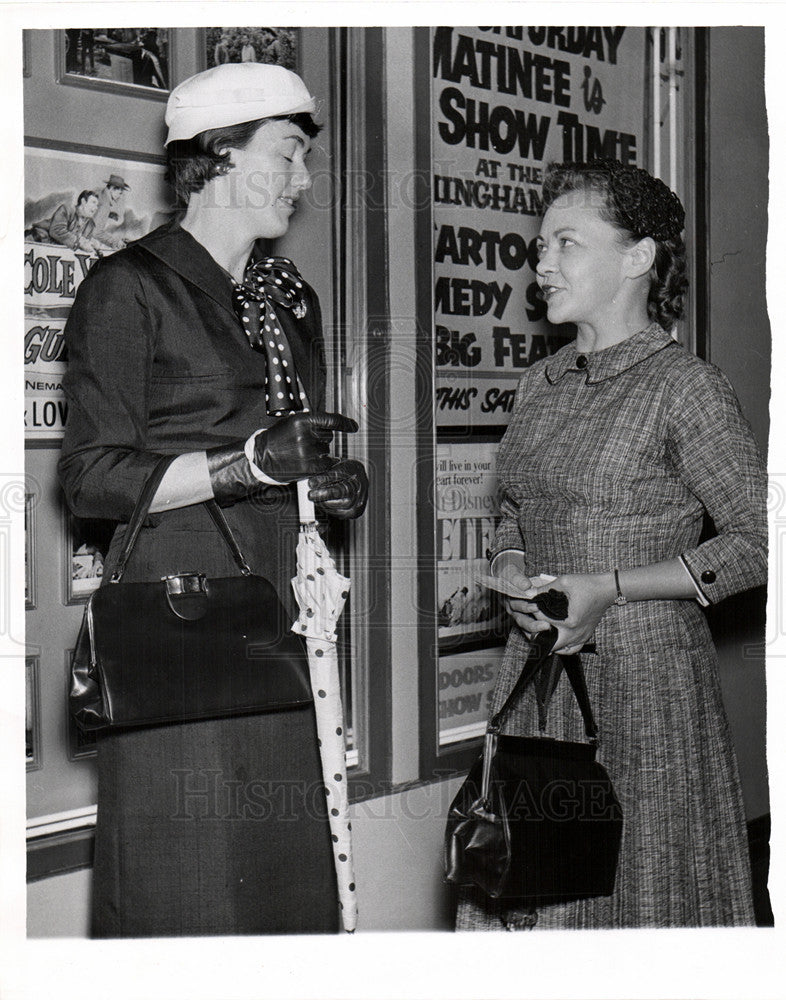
[475,572,556,600]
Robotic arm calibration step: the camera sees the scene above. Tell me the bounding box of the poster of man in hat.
[24,146,172,255]
[91,172,131,250]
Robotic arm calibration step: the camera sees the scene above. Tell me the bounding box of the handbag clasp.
[163,572,207,595]
[163,573,210,620]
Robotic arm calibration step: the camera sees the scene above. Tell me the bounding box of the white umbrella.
[291,481,357,932]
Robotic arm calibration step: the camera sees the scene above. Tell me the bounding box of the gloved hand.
[255,411,358,483]
[206,411,358,505]
[308,459,369,520]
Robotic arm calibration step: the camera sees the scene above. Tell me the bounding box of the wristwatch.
[613,568,627,606]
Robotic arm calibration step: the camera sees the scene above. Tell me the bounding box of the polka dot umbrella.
[291,481,357,932]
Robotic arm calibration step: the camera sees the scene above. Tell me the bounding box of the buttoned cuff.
[244,430,285,485]
[488,522,526,562]
[679,553,712,607]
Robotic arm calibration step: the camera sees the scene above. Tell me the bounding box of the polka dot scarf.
[231,256,308,415]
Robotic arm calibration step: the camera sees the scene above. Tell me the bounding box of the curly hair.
[542,159,688,330]
[165,112,322,208]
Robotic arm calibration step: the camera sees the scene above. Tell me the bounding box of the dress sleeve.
[487,373,529,562]
[667,360,767,604]
[488,492,526,562]
[58,252,166,520]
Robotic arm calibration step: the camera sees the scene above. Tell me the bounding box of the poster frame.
[414,26,486,777]
[55,28,174,102]
[22,29,32,78]
[690,28,709,361]
[25,492,37,610]
[417,26,706,780]
[26,655,43,772]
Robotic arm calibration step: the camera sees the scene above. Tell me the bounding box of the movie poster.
[436,438,504,640]
[432,27,649,427]
[24,144,172,440]
[439,645,505,744]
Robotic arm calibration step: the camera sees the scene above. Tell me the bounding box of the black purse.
[69,456,312,731]
[444,628,623,906]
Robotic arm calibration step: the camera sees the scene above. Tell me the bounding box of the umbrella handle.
[297,479,316,524]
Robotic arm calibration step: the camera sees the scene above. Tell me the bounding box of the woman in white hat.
[59,63,367,937]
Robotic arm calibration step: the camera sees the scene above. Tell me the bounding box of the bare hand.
[524,572,616,653]
[506,594,555,638]
[493,554,552,640]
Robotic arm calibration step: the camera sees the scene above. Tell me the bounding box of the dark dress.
[457,325,767,930]
[59,221,338,936]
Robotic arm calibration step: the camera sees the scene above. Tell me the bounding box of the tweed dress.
[455,324,767,930]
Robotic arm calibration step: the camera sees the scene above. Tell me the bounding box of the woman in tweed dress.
[456,160,767,930]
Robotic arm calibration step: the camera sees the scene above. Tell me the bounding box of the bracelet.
[613,568,627,606]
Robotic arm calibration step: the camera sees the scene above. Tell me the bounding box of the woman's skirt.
[91,705,338,937]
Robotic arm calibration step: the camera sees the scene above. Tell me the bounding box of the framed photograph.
[65,650,97,760]
[63,509,114,605]
[25,493,36,610]
[56,29,173,99]
[24,140,172,444]
[26,656,42,771]
[202,27,297,70]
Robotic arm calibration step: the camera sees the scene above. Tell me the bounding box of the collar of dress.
[544,323,679,386]
[133,219,239,319]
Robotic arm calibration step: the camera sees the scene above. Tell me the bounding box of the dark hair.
[76,189,98,207]
[542,158,688,330]
[165,112,322,208]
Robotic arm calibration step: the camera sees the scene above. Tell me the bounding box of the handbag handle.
[110,455,252,583]
[489,627,598,741]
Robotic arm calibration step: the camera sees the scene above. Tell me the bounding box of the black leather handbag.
[444,628,623,906]
[70,456,313,731]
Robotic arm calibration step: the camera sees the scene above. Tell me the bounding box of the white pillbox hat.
[165,63,317,145]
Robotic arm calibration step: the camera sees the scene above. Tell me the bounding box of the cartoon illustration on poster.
[24,144,173,440]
